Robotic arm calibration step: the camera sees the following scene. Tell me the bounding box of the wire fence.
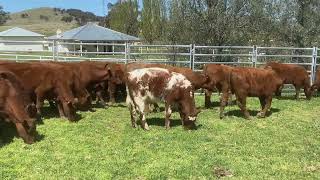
[0,40,318,83]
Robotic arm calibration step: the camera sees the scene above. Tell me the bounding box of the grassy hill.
[0,7,80,36]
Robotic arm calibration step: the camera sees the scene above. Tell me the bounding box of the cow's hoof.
[257,112,266,118]
[219,114,225,119]
[144,126,150,131]
[245,116,252,120]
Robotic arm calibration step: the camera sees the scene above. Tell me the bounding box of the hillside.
[0,7,103,36]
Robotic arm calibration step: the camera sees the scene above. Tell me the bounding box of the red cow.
[0,62,79,121]
[202,64,234,115]
[221,67,283,119]
[0,71,37,144]
[126,67,200,130]
[265,62,312,99]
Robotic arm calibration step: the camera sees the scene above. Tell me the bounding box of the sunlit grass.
[1,94,320,179]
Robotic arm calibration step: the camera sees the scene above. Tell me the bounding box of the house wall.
[0,36,45,51]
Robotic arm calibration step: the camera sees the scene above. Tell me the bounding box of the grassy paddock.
[1,95,320,179]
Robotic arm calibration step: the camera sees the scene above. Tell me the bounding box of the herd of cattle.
[0,60,319,144]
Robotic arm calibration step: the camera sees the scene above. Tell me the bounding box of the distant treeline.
[54,8,105,26]
[0,6,9,25]
[106,0,320,47]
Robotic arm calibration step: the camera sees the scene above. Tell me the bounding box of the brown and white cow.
[221,67,283,119]
[0,71,37,144]
[126,63,209,90]
[126,68,200,130]
[265,62,312,100]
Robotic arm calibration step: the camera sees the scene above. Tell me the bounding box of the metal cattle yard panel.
[0,40,318,83]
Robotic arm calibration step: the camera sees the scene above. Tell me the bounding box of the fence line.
[0,40,318,83]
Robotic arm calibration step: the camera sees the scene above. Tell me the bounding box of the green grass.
[1,95,320,179]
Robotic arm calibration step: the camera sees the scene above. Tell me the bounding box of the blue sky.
[0,0,119,16]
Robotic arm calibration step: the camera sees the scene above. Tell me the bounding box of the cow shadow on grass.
[40,106,82,122]
[147,117,182,128]
[275,95,298,100]
[203,100,237,109]
[0,121,44,147]
[224,108,280,119]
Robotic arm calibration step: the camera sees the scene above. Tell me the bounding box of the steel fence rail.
[0,40,318,83]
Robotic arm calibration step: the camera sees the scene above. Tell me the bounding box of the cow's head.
[56,85,78,121]
[177,86,201,130]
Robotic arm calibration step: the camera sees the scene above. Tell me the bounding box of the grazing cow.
[0,62,79,121]
[126,68,200,130]
[221,67,283,119]
[126,63,209,90]
[265,62,312,100]
[0,71,37,144]
[91,62,126,105]
[202,64,234,114]
[311,68,320,93]
[49,61,111,109]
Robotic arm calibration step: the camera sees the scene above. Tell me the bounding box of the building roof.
[0,27,44,37]
[48,22,140,42]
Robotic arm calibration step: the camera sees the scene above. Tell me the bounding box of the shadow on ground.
[225,108,280,119]
[0,121,44,147]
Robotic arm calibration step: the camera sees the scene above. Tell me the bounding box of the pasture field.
[1,95,320,179]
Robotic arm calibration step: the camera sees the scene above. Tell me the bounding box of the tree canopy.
[105,0,320,47]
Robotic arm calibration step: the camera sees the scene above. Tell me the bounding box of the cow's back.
[266,62,309,84]
[231,67,282,96]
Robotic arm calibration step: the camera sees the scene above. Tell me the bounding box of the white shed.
[0,27,45,51]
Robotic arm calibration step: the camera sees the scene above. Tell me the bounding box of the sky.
[0,0,119,16]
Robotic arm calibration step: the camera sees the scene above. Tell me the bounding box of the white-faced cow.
[126,68,200,130]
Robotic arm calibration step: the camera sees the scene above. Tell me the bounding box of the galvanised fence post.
[124,42,128,64]
[312,47,318,83]
[252,45,257,67]
[127,43,131,63]
[52,40,56,61]
[189,44,194,70]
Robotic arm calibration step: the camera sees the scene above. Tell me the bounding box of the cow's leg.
[219,90,229,119]
[204,89,212,108]
[35,89,45,116]
[129,104,137,128]
[304,85,312,100]
[258,96,272,118]
[56,101,66,119]
[140,113,149,130]
[134,97,149,130]
[15,123,34,144]
[96,90,106,106]
[259,96,266,110]
[275,84,283,97]
[257,96,266,118]
[227,91,234,105]
[237,96,250,119]
[165,103,172,129]
[295,85,300,99]
[108,82,116,104]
